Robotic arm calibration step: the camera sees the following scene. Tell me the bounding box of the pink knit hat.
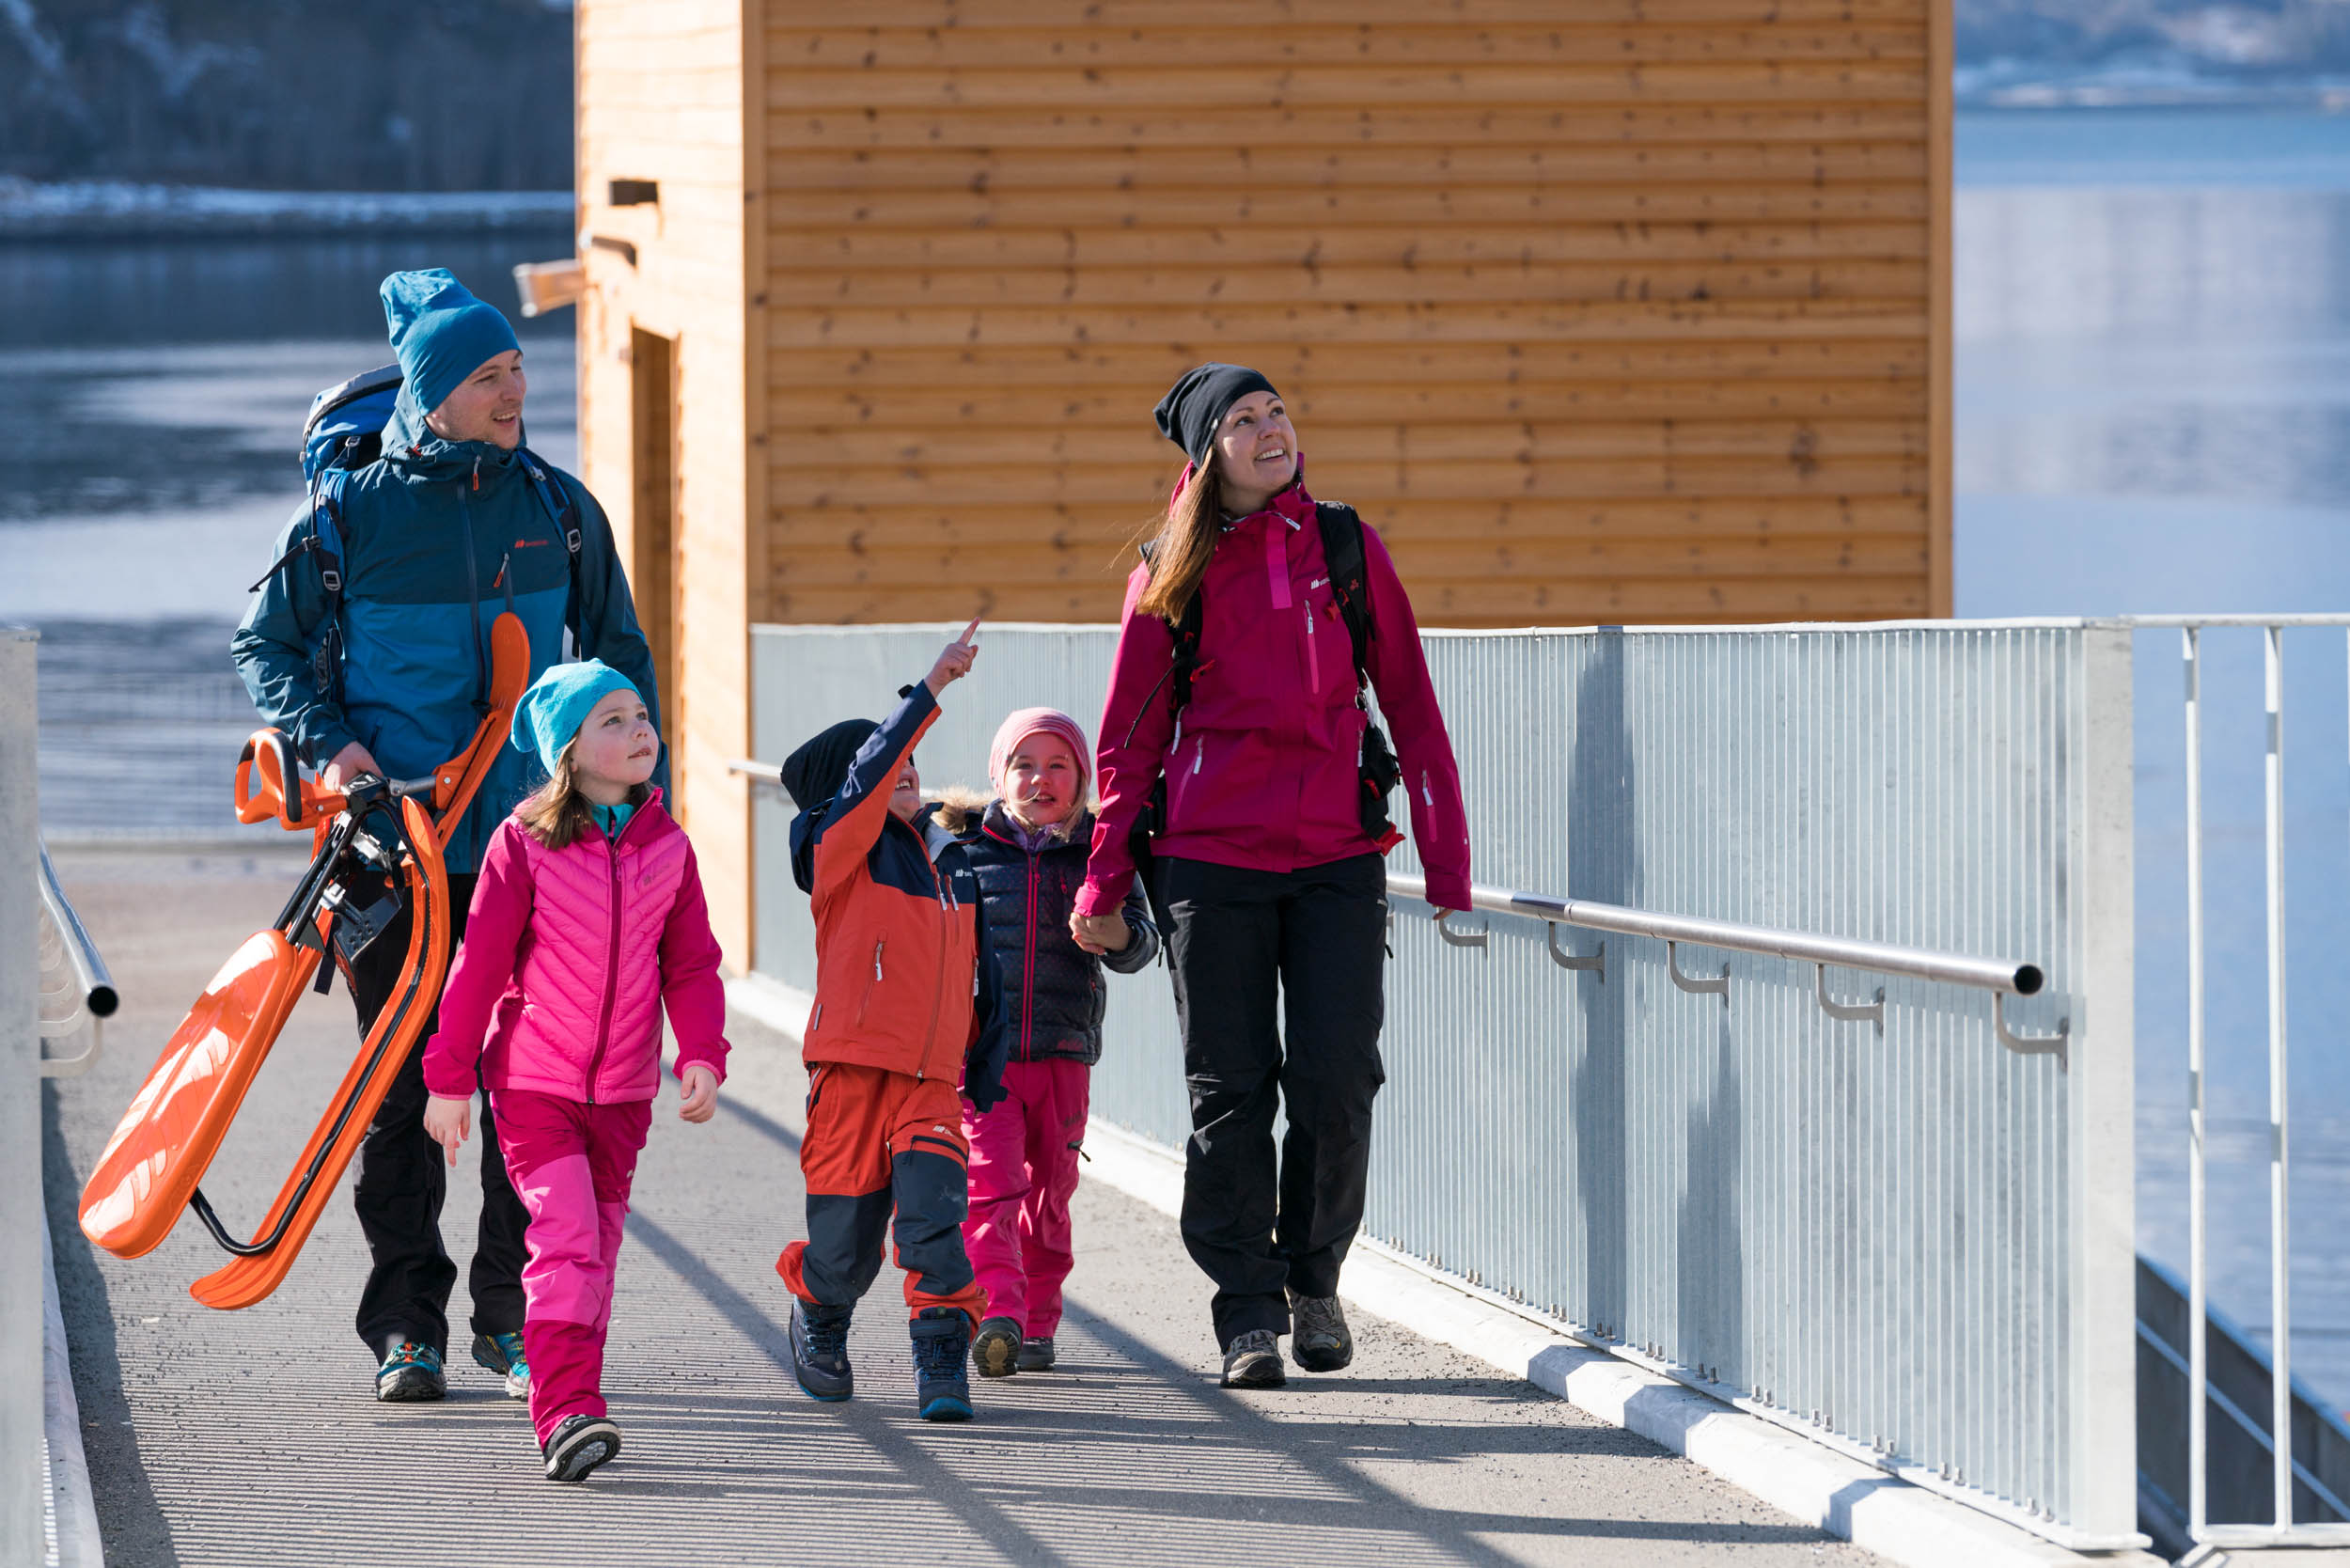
[988,707,1091,800]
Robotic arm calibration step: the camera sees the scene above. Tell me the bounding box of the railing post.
[2185,625,2209,1539]
[0,627,42,1565]
[2073,622,2139,1539]
[2264,623,2294,1529]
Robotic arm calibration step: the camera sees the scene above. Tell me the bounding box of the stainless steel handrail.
[1389,873,2065,1058]
[729,759,784,791]
[38,841,115,1020]
[1391,875,2042,995]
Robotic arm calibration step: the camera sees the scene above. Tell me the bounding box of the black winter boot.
[790,1298,856,1402]
[911,1308,975,1421]
[971,1314,1022,1378]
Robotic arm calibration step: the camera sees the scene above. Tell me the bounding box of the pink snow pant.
[961,1058,1089,1338]
[491,1090,653,1446]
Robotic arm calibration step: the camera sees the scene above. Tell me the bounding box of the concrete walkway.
[42,845,1886,1567]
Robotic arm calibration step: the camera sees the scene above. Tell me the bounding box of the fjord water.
[1,231,572,835]
[8,114,2348,1406]
[1955,109,2350,1411]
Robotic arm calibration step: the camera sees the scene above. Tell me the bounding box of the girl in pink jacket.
[422,660,729,1483]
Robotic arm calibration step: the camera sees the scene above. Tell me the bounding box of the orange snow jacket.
[788,682,1008,1108]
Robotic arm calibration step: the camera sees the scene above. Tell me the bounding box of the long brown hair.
[516,745,651,852]
[1135,461,1225,623]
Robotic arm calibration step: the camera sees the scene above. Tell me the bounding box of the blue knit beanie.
[380,268,521,417]
[511,661,641,780]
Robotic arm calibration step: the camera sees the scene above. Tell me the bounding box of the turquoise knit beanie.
[380,268,521,418]
[511,661,641,780]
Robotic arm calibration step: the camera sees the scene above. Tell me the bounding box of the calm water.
[1954,108,2350,1408]
[11,118,2350,1404]
[4,232,572,835]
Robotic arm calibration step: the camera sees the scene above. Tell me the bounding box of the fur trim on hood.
[932,786,1092,843]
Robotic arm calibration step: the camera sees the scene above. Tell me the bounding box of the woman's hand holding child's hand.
[678,1063,719,1123]
[422,1094,470,1166]
[1069,912,1131,955]
[924,617,982,696]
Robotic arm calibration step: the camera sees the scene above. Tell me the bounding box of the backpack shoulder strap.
[1123,539,1208,748]
[306,468,354,703]
[1315,500,1375,685]
[519,447,586,647]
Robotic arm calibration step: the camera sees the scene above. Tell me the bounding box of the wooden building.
[570,0,1953,958]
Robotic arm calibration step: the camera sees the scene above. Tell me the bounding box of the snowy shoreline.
[0,180,573,243]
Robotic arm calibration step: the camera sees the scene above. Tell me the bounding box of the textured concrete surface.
[43,844,1885,1567]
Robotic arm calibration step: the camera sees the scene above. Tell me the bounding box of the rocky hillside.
[2,0,573,189]
[3,0,2344,193]
[1960,0,2350,76]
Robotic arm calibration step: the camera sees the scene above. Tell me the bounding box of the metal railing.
[744,619,2138,1548]
[2,626,44,1563]
[38,839,115,1078]
[1393,873,2062,1057]
[2131,612,2350,1551]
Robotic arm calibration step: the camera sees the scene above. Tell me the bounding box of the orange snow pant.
[776,1063,985,1325]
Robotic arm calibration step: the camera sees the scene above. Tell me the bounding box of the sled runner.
[78,614,527,1308]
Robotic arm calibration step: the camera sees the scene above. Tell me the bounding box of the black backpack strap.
[1315,501,1375,692]
[520,448,586,651]
[308,469,354,706]
[1125,539,1207,746]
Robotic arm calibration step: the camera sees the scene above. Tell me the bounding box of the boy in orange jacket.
[775,620,1009,1421]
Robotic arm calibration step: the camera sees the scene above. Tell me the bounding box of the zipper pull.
[874,940,885,980]
[1192,739,1204,775]
[1421,768,1435,807]
[471,456,480,493]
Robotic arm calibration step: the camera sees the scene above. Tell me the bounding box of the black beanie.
[781,717,879,811]
[1153,362,1279,465]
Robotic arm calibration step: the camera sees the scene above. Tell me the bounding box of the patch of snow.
[0,178,572,222]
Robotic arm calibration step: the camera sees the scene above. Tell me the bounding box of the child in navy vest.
[940,708,1158,1376]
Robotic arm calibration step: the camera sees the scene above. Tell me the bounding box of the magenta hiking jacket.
[423,791,729,1104]
[1077,472,1473,917]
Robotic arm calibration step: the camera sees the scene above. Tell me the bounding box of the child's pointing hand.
[924,617,982,696]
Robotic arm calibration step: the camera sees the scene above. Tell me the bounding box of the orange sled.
[78,614,528,1309]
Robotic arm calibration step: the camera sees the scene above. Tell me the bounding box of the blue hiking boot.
[911,1308,974,1421]
[471,1331,530,1402]
[789,1299,855,1402]
[375,1339,446,1403]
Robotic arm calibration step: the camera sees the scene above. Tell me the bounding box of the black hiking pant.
[345,870,528,1359]
[1158,854,1387,1348]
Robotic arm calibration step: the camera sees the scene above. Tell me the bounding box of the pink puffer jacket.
[423,791,728,1104]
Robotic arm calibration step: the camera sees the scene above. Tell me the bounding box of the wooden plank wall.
[576,0,764,961]
[760,0,1949,626]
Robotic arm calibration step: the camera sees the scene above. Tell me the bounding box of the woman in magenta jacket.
[1073,363,1472,1389]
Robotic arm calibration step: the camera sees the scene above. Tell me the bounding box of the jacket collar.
[382,393,530,485]
[600,787,666,851]
[979,797,1090,853]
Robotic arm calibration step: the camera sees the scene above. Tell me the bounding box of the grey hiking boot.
[1288,1289,1354,1372]
[1017,1336,1057,1372]
[1220,1328,1286,1388]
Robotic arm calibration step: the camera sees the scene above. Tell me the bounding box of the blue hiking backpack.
[252,364,584,706]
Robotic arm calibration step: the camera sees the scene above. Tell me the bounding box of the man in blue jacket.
[234,269,663,1403]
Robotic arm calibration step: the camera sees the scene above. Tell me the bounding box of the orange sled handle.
[230,609,529,834]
